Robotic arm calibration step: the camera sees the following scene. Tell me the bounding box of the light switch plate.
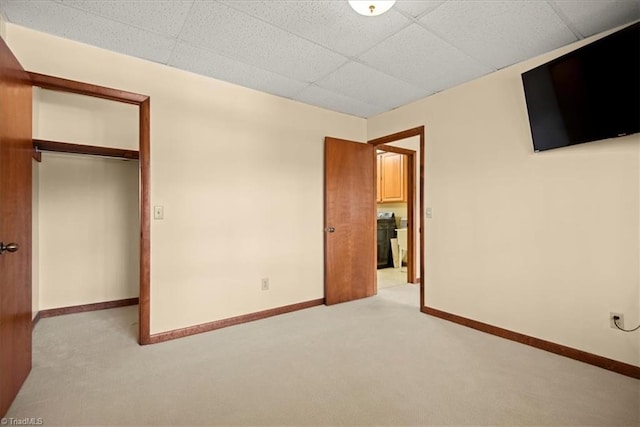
[154,206,164,220]
[426,207,433,218]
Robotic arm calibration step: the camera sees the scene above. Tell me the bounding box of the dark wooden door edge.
[148,298,324,344]
[421,306,640,379]
[27,71,151,346]
[33,139,139,159]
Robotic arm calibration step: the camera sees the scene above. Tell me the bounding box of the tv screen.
[522,22,639,152]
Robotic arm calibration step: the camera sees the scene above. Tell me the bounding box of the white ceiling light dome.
[348,0,396,17]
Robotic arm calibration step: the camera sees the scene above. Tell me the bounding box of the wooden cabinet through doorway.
[377,152,406,203]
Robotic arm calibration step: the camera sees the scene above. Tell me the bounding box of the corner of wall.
[0,10,7,40]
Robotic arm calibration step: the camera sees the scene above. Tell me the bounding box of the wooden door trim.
[369,127,424,146]
[138,98,151,343]
[28,72,147,104]
[368,126,425,305]
[29,72,151,345]
[374,145,414,156]
[33,139,139,160]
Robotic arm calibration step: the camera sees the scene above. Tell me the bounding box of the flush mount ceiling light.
[348,0,396,17]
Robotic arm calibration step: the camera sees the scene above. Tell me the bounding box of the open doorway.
[33,150,140,339]
[31,86,140,339]
[369,127,425,307]
[28,74,151,344]
[375,147,411,289]
[323,127,424,308]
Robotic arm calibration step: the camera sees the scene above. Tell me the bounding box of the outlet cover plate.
[610,312,624,329]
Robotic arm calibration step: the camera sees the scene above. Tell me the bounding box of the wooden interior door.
[324,137,375,305]
[0,37,33,417]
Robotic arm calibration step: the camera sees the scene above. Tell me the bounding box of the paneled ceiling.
[1,0,638,118]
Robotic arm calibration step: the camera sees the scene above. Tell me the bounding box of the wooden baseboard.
[32,311,42,329]
[422,306,640,379]
[148,298,325,344]
[34,298,139,324]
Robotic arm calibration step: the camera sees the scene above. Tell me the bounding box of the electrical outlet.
[261,278,269,291]
[610,312,624,329]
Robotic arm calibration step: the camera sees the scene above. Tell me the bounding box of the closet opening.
[29,74,151,344]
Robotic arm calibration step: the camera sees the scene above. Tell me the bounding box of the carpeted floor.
[6,285,639,426]
[377,267,408,289]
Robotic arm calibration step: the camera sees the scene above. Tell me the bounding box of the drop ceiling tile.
[220,0,410,57]
[359,24,492,93]
[56,0,194,37]
[395,0,446,18]
[551,0,640,37]
[1,0,175,64]
[420,0,578,69]
[170,42,309,99]
[294,84,387,118]
[179,1,347,83]
[315,61,427,109]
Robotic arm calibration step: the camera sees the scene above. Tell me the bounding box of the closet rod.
[33,139,139,160]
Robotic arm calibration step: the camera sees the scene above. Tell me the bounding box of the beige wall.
[37,152,139,309]
[35,89,138,149]
[6,24,366,333]
[0,10,6,40]
[369,26,640,366]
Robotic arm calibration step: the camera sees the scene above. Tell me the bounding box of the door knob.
[324,227,335,233]
[0,242,19,255]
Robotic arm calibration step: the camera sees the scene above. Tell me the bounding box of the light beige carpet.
[7,285,639,426]
[377,267,408,289]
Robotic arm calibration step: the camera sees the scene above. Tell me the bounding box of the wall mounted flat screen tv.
[522,22,639,152]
